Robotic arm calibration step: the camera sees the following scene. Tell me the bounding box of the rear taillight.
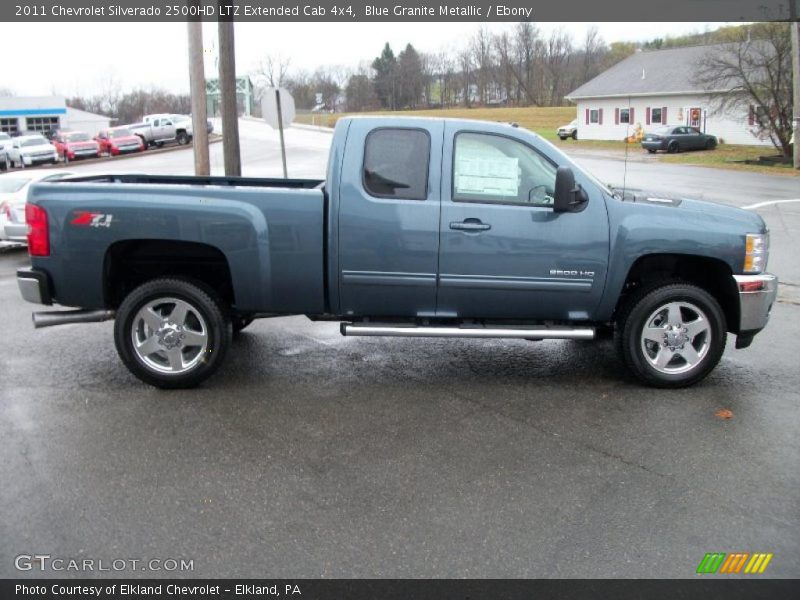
[26,203,50,257]
[1,203,10,219]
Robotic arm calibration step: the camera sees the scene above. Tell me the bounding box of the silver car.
[0,170,75,242]
[0,132,11,171]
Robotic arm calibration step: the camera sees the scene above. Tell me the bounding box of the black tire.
[114,278,232,389]
[647,149,657,154]
[559,136,567,141]
[232,314,255,335]
[176,131,190,145]
[615,281,726,388]
[0,156,7,171]
[571,131,578,140]
[705,139,716,150]
[667,141,680,154]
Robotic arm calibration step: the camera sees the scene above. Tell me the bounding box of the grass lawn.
[296,107,797,176]
[660,144,798,176]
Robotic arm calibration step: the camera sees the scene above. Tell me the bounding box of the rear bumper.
[4,222,27,241]
[641,140,666,151]
[17,268,52,305]
[733,273,777,346]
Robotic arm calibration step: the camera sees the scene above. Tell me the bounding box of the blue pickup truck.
[17,117,777,389]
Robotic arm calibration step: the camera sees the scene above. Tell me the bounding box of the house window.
[0,118,19,134]
[651,108,662,124]
[619,108,630,124]
[589,109,599,124]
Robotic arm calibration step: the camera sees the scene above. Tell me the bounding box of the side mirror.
[553,166,588,213]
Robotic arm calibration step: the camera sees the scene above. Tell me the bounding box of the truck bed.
[27,175,328,315]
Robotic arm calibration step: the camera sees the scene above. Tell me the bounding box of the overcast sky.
[1,22,736,97]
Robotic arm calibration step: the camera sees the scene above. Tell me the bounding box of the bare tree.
[581,26,606,82]
[255,55,291,89]
[544,30,573,106]
[694,23,793,155]
[458,47,473,107]
[472,26,493,105]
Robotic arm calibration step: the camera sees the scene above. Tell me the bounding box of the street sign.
[261,87,295,178]
[262,87,295,130]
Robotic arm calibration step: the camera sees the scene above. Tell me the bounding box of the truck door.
[436,124,609,320]
[337,119,444,317]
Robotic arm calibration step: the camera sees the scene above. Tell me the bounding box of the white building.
[565,45,771,147]
[0,96,112,136]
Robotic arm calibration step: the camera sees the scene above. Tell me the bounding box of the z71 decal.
[70,211,114,228]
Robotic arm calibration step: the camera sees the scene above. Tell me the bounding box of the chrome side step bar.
[341,323,595,340]
[33,309,115,329]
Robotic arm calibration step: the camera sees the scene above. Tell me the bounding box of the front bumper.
[17,268,52,305]
[733,273,777,345]
[23,154,58,165]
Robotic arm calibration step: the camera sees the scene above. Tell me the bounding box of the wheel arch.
[613,253,740,333]
[103,239,235,310]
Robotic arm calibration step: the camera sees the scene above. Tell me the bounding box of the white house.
[565,44,771,146]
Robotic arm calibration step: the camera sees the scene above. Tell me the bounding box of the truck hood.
[613,187,766,233]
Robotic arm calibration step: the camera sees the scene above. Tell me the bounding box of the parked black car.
[641,126,717,153]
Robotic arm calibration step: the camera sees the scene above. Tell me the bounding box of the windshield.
[0,178,32,192]
[109,129,133,138]
[65,132,91,142]
[22,138,47,147]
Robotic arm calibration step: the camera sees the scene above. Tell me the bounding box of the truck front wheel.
[616,282,726,388]
[114,278,232,389]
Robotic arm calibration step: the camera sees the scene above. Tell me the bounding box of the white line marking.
[742,199,800,210]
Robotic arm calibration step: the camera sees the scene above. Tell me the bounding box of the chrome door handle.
[450,219,491,232]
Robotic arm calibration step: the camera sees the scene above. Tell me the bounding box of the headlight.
[744,233,769,273]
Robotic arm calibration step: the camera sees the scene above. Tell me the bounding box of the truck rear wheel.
[114,278,232,389]
[615,282,726,388]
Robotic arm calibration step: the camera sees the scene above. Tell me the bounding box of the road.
[1,121,798,578]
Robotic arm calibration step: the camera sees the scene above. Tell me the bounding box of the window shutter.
[662,107,667,125]
[748,105,755,125]
[646,107,651,125]
[629,107,635,124]
[585,108,590,125]
[599,108,603,125]
[615,108,619,125]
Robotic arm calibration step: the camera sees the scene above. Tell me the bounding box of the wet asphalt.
[1,243,798,578]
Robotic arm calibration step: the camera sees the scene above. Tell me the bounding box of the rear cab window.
[363,128,430,200]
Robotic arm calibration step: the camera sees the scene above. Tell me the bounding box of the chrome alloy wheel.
[131,297,209,374]
[639,301,711,375]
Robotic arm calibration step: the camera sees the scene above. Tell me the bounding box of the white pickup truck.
[129,115,193,148]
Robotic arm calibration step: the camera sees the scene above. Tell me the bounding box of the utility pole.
[791,0,799,169]
[218,1,241,176]
[187,18,210,176]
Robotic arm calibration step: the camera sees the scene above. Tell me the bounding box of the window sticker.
[455,154,520,197]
